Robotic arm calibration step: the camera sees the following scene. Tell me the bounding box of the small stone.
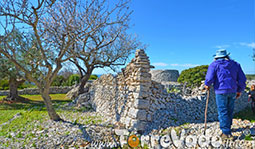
[147,114,152,121]
[137,110,147,121]
[128,108,139,119]
[134,99,150,109]
[114,129,129,136]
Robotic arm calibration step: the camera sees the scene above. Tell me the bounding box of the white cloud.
[152,62,200,68]
[215,45,230,49]
[240,42,255,48]
[170,63,199,67]
[152,62,168,67]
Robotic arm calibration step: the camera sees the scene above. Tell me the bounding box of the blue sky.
[1,0,253,74]
[95,0,255,74]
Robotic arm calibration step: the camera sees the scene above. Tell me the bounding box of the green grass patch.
[0,110,48,137]
[20,94,69,101]
[0,96,6,100]
[0,93,78,142]
[0,94,69,101]
[0,94,71,111]
[234,106,255,123]
[0,93,101,141]
[0,110,23,125]
[245,134,254,140]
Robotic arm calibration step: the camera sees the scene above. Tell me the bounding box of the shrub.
[177,65,208,88]
[51,75,66,86]
[0,79,9,90]
[66,74,80,86]
[17,81,37,89]
[246,74,255,80]
[18,83,26,89]
[89,74,98,80]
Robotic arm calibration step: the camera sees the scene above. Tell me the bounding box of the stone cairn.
[121,49,153,131]
[74,49,249,133]
[79,49,154,132]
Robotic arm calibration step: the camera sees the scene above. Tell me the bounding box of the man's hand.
[204,85,210,91]
[236,92,241,99]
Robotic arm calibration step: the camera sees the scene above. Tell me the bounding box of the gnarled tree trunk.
[78,69,93,95]
[6,77,25,101]
[40,88,61,121]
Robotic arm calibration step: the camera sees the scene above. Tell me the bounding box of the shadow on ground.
[0,99,83,112]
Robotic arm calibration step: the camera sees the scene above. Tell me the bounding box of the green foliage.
[51,74,97,86]
[18,82,37,89]
[89,74,98,80]
[177,65,208,88]
[17,83,26,89]
[234,106,255,123]
[66,74,80,86]
[0,80,37,90]
[246,74,255,80]
[166,87,181,94]
[0,54,17,79]
[245,85,250,92]
[0,96,5,100]
[245,134,254,140]
[0,79,9,90]
[51,75,66,86]
[1,73,97,89]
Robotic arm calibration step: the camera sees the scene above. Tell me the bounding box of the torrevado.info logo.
[115,128,253,148]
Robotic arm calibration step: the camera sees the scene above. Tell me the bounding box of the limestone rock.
[66,85,80,100]
[150,69,179,83]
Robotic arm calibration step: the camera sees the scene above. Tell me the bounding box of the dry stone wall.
[0,86,73,96]
[75,49,249,133]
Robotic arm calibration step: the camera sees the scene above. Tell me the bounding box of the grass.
[0,94,69,101]
[0,110,47,137]
[0,94,71,111]
[0,94,69,134]
[0,93,101,144]
[0,96,5,100]
[234,106,255,123]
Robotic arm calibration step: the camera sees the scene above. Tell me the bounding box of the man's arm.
[236,63,247,98]
[204,63,216,90]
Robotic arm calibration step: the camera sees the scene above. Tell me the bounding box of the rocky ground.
[1,110,254,149]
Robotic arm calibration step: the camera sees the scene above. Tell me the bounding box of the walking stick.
[204,89,210,135]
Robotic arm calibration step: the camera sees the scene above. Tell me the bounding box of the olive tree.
[0,30,39,101]
[0,53,25,101]
[0,0,78,121]
[63,0,142,95]
[0,0,140,120]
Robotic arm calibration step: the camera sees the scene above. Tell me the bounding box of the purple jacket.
[205,59,246,94]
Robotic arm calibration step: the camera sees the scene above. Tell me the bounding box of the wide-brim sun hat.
[213,49,230,58]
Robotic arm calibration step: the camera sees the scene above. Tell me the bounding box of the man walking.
[204,49,246,139]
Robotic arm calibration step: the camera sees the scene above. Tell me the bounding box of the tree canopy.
[178,65,208,88]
